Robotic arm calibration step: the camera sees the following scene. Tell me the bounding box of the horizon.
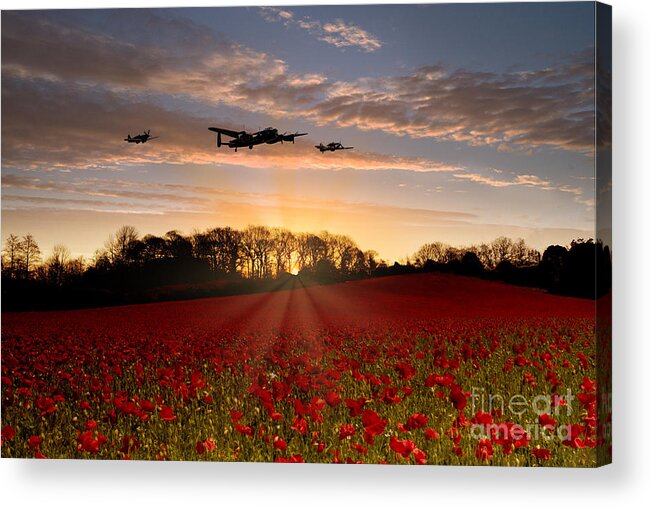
[2,223,597,268]
[1,4,601,262]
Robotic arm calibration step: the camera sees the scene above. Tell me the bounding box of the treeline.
[1,226,382,310]
[1,227,611,311]
[409,236,611,299]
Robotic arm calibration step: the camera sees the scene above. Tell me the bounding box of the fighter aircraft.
[208,126,307,152]
[315,142,354,153]
[124,130,159,144]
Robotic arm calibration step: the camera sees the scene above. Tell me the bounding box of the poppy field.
[1,274,609,466]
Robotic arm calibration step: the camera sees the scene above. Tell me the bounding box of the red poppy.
[390,437,416,458]
[413,448,428,465]
[562,424,586,448]
[425,428,440,440]
[28,435,43,449]
[577,352,589,370]
[119,434,140,455]
[405,413,429,430]
[325,391,342,407]
[1,425,16,445]
[345,397,367,417]
[449,386,467,411]
[361,409,387,437]
[204,437,216,452]
[290,416,308,435]
[380,387,401,404]
[158,406,176,422]
[273,436,287,451]
[339,424,356,440]
[532,447,551,461]
[275,454,304,463]
[35,396,57,416]
[229,409,244,423]
[353,443,368,455]
[395,362,417,381]
[580,376,596,393]
[475,439,493,461]
[140,399,155,412]
[235,423,254,437]
[267,408,284,421]
[472,411,493,425]
[77,430,107,453]
[538,413,557,430]
[425,373,456,387]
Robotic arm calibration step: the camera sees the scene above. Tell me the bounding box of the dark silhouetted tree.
[19,234,41,280]
[2,233,22,279]
[460,251,484,276]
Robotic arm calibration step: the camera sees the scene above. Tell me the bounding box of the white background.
[1,0,649,505]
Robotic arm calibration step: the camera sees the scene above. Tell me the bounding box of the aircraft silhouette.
[315,142,354,153]
[208,126,307,152]
[124,130,159,144]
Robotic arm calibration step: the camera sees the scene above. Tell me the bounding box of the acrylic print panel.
[0,2,611,467]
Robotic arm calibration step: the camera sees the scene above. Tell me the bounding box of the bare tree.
[477,243,494,269]
[271,228,295,275]
[215,227,241,274]
[491,236,514,266]
[304,234,327,269]
[67,256,86,279]
[19,234,41,279]
[239,226,272,278]
[414,242,447,266]
[2,234,23,278]
[192,231,215,270]
[46,244,71,286]
[142,234,167,261]
[294,233,310,272]
[510,238,540,267]
[364,250,379,274]
[252,226,273,278]
[164,230,193,259]
[333,234,358,274]
[104,225,139,264]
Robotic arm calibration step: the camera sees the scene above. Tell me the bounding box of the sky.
[1,3,603,262]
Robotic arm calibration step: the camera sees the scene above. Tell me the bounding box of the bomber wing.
[208,127,245,138]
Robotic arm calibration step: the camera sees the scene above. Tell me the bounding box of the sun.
[291,267,299,276]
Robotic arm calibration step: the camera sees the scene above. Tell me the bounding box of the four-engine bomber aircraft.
[123,127,357,154]
[208,126,307,152]
[315,142,354,153]
[124,130,159,144]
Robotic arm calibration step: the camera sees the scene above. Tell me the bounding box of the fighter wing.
[208,127,244,138]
